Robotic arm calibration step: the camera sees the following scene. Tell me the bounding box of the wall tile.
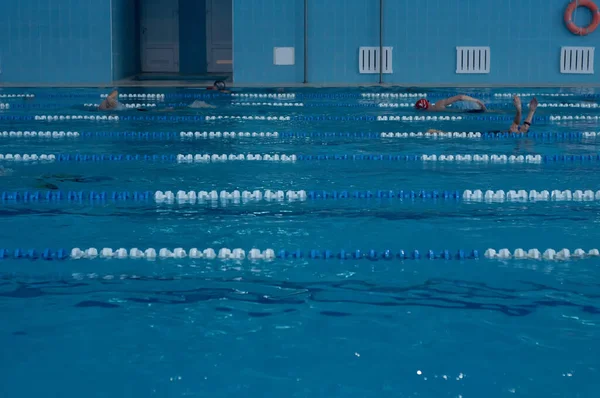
[0,0,112,84]
[233,0,304,83]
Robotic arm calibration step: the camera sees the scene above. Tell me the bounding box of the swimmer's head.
[214,81,226,91]
[415,99,430,110]
[207,80,227,91]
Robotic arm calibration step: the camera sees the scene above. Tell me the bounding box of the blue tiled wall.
[308,0,380,84]
[0,0,112,84]
[234,0,600,85]
[179,0,207,75]
[112,0,140,81]
[233,0,305,83]
[2,0,598,85]
[385,0,597,85]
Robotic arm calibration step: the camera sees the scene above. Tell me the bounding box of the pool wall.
[235,0,598,86]
[0,0,598,86]
[0,0,113,84]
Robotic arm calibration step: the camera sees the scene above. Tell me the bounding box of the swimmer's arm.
[433,95,486,110]
[430,95,463,110]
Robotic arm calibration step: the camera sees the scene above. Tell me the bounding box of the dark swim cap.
[214,80,226,90]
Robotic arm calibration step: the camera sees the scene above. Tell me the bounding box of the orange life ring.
[564,0,600,36]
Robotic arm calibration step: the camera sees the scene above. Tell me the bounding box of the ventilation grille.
[359,47,393,74]
[561,47,595,74]
[456,47,490,74]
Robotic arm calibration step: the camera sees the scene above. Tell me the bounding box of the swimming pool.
[0,86,599,397]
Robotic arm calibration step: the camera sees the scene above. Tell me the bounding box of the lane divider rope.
[100,93,165,100]
[233,102,304,107]
[377,115,561,122]
[8,101,599,110]
[5,153,595,164]
[360,93,427,98]
[1,131,599,142]
[31,92,586,100]
[493,93,575,98]
[0,114,589,122]
[462,189,600,201]
[0,247,482,261]
[420,154,543,163]
[230,93,296,99]
[484,248,600,260]
[549,115,600,121]
[2,247,600,261]
[378,102,600,110]
[0,153,298,163]
[3,189,600,203]
[364,92,574,99]
[0,131,80,138]
[0,94,35,98]
[84,103,157,109]
[34,115,121,122]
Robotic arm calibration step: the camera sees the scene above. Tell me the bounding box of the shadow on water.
[1,274,599,318]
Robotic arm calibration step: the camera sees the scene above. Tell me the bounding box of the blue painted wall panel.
[233,0,304,84]
[1,0,599,85]
[179,0,207,75]
[0,0,113,84]
[234,0,600,85]
[384,0,598,85]
[308,0,380,84]
[112,0,140,81]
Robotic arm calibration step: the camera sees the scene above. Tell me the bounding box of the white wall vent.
[359,47,393,74]
[274,47,295,66]
[560,47,595,74]
[456,46,490,74]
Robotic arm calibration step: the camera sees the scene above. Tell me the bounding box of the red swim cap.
[415,99,430,110]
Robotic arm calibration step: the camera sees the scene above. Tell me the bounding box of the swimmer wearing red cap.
[415,95,486,112]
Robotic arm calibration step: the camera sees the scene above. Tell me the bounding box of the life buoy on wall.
[564,0,600,36]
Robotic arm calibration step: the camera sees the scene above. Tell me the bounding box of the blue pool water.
[1,87,599,397]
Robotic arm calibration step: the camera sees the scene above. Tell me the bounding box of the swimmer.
[206,80,231,93]
[415,95,487,112]
[188,100,216,109]
[98,90,121,110]
[0,166,13,176]
[510,95,538,133]
[426,95,538,135]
